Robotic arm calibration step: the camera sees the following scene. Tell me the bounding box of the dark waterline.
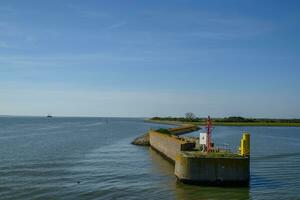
[0,117,299,199]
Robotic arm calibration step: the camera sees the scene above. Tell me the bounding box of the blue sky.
[0,0,299,117]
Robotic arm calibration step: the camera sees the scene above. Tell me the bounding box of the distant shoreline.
[145,119,300,127]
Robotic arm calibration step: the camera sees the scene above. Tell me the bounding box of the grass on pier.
[182,151,245,158]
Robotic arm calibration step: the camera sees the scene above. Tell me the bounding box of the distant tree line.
[216,117,300,123]
[150,116,204,122]
[215,117,256,122]
[151,112,203,122]
[150,115,300,123]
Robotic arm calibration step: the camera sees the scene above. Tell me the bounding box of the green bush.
[156,128,171,134]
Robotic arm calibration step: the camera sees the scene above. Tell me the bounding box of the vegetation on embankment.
[156,128,171,135]
[131,124,199,146]
[148,116,300,127]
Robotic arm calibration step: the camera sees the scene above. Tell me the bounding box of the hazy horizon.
[1,114,300,120]
[1,0,299,118]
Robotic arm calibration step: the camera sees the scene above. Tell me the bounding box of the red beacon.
[206,116,213,152]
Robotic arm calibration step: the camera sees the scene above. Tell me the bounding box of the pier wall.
[175,154,249,186]
[149,131,195,162]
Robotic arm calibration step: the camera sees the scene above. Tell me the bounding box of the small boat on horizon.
[47,115,53,118]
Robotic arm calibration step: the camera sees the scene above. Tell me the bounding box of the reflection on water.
[148,147,175,176]
[148,147,250,200]
[175,183,249,200]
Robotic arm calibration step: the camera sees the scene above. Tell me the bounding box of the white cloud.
[104,22,127,30]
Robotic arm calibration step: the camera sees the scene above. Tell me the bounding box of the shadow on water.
[147,148,250,200]
[252,152,300,161]
[148,147,175,176]
[174,183,250,200]
[250,174,283,190]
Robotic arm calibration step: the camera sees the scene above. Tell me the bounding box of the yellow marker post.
[239,133,250,156]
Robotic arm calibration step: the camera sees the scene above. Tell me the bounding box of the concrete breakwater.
[149,130,195,161]
[132,122,249,186]
[148,130,250,186]
[131,124,200,146]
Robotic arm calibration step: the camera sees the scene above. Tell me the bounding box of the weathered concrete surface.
[131,124,199,146]
[149,131,195,161]
[175,153,250,186]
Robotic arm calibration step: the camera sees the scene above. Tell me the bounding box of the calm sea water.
[0,117,299,200]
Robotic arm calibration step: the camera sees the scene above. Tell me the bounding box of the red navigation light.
[206,116,213,152]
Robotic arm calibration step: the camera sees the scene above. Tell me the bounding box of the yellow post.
[239,133,250,156]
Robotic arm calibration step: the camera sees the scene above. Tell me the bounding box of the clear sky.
[0,0,299,118]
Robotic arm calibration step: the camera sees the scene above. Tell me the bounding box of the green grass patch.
[156,128,171,134]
